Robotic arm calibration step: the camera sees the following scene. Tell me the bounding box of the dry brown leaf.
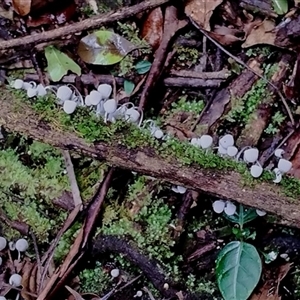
[249,263,292,300]
[141,7,163,50]
[12,0,31,16]
[65,286,85,300]
[185,0,223,31]
[242,19,276,48]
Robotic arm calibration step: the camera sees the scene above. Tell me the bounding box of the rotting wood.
[0,0,170,50]
[1,90,300,228]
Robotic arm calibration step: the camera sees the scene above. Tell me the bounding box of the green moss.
[6,87,300,200]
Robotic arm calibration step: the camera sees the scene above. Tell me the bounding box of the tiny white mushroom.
[84,95,92,106]
[0,296,7,300]
[103,99,117,114]
[224,201,236,216]
[200,135,213,149]
[134,291,143,297]
[154,129,164,139]
[219,134,234,149]
[243,148,259,163]
[57,86,73,101]
[0,237,7,251]
[9,241,15,251]
[13,79,24,89]
[280,253,289,261]
[190,138,201,147]
[256,209,266,216]
[125,108,140,123]
[36,84,47,96]
[212,200,225,214]
[275,149,284,158]
[278,158,292,173]
[9,274,22,287]
[110,268,120,278]
[27,87,37,98]
[15,239,28,252]
[89,90,103,106]
[218,145,227,155]
[273,168,282,183]
[250,165,263,178]
[172,186,186,194]
[98,84,112,99]
[22,82,32,90]
[227,146,238,157]
[63,100,77,114]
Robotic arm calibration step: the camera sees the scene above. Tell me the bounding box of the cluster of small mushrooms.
[12,80,292,185]
[0,236,29,300]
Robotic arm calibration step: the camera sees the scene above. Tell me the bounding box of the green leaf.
[272,0,288,14]
[78,30,136,65]
[225,205,258,226]
[216,241,262,300]
[135,60,151,74]
[124,80,135,95]
[45,46,81,82]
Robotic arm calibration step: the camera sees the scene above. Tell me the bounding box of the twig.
[189,17,295,126]
[142,286,156,300]
[0,0,170,50]
[30,231,42,292]
[62,150,82,207]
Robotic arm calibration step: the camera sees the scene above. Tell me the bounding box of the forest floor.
[1,0,300,299]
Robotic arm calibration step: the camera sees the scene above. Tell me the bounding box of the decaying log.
[1,88,300,228]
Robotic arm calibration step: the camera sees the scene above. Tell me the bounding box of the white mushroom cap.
[15,238,29,252]
[218,145,227,155]
[89,90,103,106]
[9,274,22,287]
[200,135,213,149]
[23,82,32,90]
[171,185,186,194]
[27,87,37,98]
[97,84,112,99]
[278,159,292,173]
[273,167,282,183]
[36,84,47,96]
[274,149,284,158]
[9,241,15,251]
[103,99,117,114]
[125,108,140,123]
[135,291,143,297]
[227,146,238,157]
[84,95,92,106]
[190,138,201,147]
[0,296,7,300]
[250,165,263,178]
[243,148,259,163]
[256,209,267,216]
[224,201,236,216]
[63,100,77,114]
[154,129,164,139]
[13,79,24,89]
[0,237,7,251]
[57,86,73,101]
[219,134,234,149]
[212,200,225,214]
[110,268,120,278]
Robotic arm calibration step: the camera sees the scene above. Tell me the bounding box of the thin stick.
[189,18,295,126]
[0,0,170,50]
[62,150,82,207]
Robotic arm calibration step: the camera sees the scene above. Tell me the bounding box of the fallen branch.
[1,89,300,228]
[92,235,210,300]
[0,0,170,50]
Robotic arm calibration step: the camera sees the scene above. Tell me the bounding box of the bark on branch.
[1,89,300,228]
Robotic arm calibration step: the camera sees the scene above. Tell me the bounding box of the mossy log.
[1,88,300,228]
